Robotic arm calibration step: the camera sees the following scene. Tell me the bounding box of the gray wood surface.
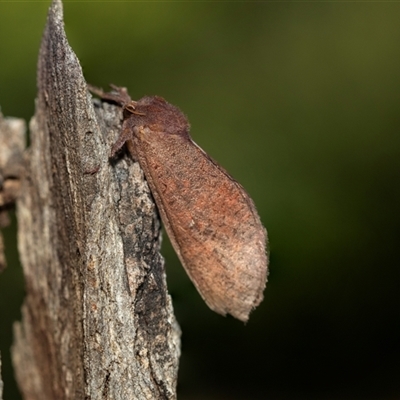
[11,1,180,399]
[0,113,25,272]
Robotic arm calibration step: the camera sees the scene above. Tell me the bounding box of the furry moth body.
[90,85,268,322]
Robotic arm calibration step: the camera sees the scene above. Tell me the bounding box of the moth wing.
[136,134,268,321]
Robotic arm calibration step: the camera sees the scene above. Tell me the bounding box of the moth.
[89,85,268,322]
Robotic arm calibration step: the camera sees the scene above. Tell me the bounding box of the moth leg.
[88,83,132,107]
[110,120,134,158]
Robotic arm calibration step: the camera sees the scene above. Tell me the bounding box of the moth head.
[127,96,190,137]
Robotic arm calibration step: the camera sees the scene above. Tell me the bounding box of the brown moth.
[89,85,268,322]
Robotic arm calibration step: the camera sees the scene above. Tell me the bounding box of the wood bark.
[11,1,181,399]
[0,113,26,272]
[0,112,25,400]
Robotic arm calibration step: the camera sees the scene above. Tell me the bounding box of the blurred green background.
[1,1,399,399]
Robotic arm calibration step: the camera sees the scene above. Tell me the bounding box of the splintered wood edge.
[0,114,26,272]
[11,1,180,399]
